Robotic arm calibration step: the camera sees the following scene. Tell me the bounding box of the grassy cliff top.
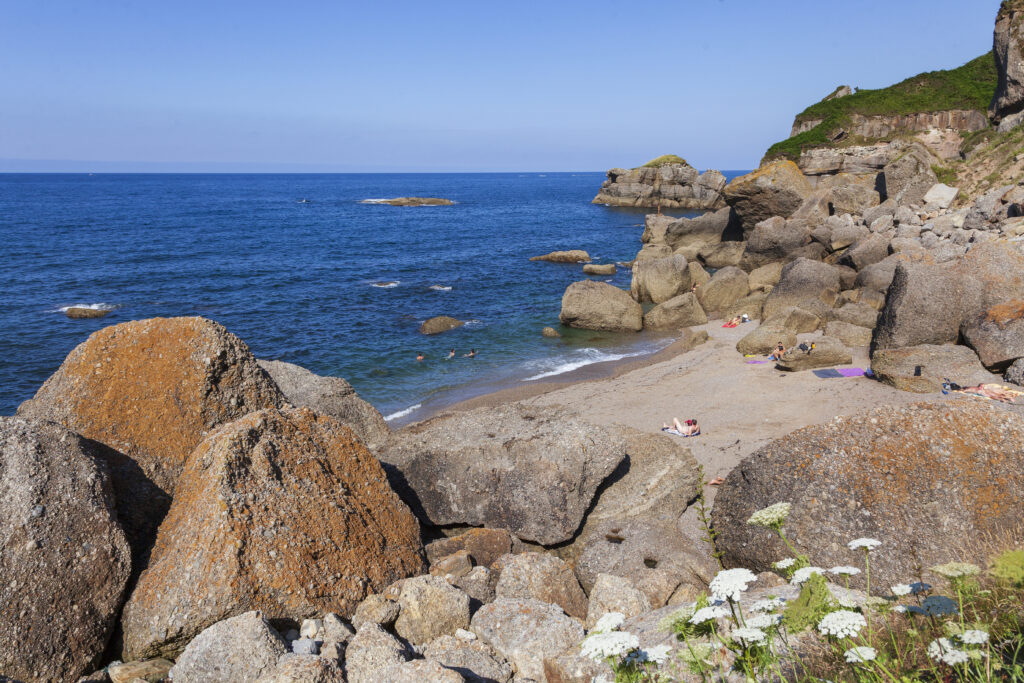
[765,53,998,162]
[637,154,689,168]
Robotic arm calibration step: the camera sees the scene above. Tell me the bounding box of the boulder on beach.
[121,407,425,659]
[642,292,708,330]
[582,263,616,275]
[695,266,749,316]
[258,359,389,451]
[761,258,842,320]
[168,611,288,683]
[630,254,691,303]
[712,401,1024,590]
[530,250,591,263]
[775,336,852,371]
[559,280,643,332]
[420,316,466,335]
[871,344,999,392]
[662,206,733,250]
[0,417,132,683]
[740,216,812,270]
[736,325,797,356]
[723,160,812,235]
[824,320,873,347]
[378,402,626,545]
[471,598,584,683]
[493,553,588,620]
[960,300,1024,370]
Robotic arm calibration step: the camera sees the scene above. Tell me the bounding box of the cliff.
[593,155,726,210]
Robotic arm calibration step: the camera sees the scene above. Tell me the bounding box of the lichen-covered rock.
[420,316,466,335]
[0,418,132,683]
[712,401,1024,590]
[454,566,498,606]
[121,408,425,659]
[421,634,513,683]
[168,612,288,683]
[471,598,584,682]
[871,344,999,393]
[394,575,471,645]
[430,549,474,579]
[379,403,625,545]
[258,359,389,451]
[642,292,708,330]
[255,654,346,683]
[493,553,588,620]
[559,280,643,332]
[344,624,413,683]
[723,161,813,235]
[584,574,652,629]
[425,528,515,568]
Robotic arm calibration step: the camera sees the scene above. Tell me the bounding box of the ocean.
[0,172,744,423]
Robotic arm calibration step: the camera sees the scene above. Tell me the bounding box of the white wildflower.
[745,613,781,629]
[837,595,859,609]
[709,568,757,602]
[844,646,877,663]
[750,597,786,613]
[747,502,791,528]
[928,638,970,666]
[731,627,767,646]
[590,612,625,634]
[847,538,882,551]
[817,610,867,639]
[829,566,861,576]
[773,558,796,570]
[657,606,693,631]
[960,629,989,645]
[627,644,672,665]
[790,566,825,585]
[894,605,908,614]
[594,677,612,683]
[922,595,959,616]
[580,631,639,660]
[930,562,981,579]
[891,583,912,597]
[689,606,729,625]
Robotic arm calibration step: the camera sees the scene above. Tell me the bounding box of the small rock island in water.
[362,197,455,206]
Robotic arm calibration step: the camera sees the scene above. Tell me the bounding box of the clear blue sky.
[0,0,1001,172]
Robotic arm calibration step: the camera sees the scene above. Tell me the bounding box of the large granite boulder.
[775,336,852,371]
[592,161,727,210]
[991,0,1024,131]
[740,216,811,270]
[421,634,513,683]
[471,598,583,682]
[824,320,873,347]
[426,528,515,569]
[585,574,652,629]
[736,326,798,355]
[559,281,643,332]
[723,161,813,235]
[257,655,346,682]
[168,612,288,683]
[630,254,691,303]
[642,292,708,330]
[379,403,625,545]
[871,344,1000,393]
[712,401,1024,590]
[882,143,938,206]
[761,306,821,335]
[121,408,426,659]
[663,207,734,250]
[494,553,588,620]
[761,258,842,319]
[0,418,132,682]
[258,359,389,451]
[697,241,746,269]
[841,233,891,271]
[831,182,881,215]
[695,266,749,316]
[961,301,1024,370]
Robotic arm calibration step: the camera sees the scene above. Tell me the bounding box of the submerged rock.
[64,305,113,319]
[366,197,454,206]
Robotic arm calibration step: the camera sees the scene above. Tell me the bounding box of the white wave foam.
[57,303,117,313]
[359,198,391,204]
[523,348,646,381]
[429,285,453,291]
[384,403,422,421]
[370,281,400,288]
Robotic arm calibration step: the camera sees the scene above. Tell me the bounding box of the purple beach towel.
[746,360,772,365]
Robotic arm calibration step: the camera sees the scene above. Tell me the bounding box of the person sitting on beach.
[465,349,477,358]
[768,342,786,361]
[416,352,425,362]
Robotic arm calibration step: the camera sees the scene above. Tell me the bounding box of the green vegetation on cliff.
[765,52,999,161]
[638,154,688,168]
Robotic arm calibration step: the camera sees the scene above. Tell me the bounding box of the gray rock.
[379,403,625,545]
[352,594,400,631]
[762,258,842,319]
[344,625,413,683]
[383,659,466,683]
[761,306,821,334]
[842,233,891,271]
[1006,358,1024,385]
[830,221,869,251]
[255,654,345,682]
[697,241,746,269]
[291,638,320,655]
[871,344,999,393]
[736,326,797,356]
[454,566,497,606]
[695,266,749,316]
[258,360,390,451]
[394,575,471,645]
[713,402,1024,591]
[593,163,727,210]
[961,304,1024,370]
[834,302,879,329]
[889,237,926,256]
[748,262,783,292]
[470,598,584,682]
[0,418,132,683]
[663,207,733,250]
[723,161,813,234]
[494,553,588,620]
[642,292,708,329]
[831,182,880,215]
[559,281,643,332]
[740,216,811,270]
[169,612,288,683]
[421,634,513,683]
[723,292,768,320]
[824,320,873,347]
[862,198,896,226]
[321,613,355,645]
[585,574,652,629]
[882,143,938,206]
[991,1,1024,130]
[630,254,691,303]
[929,241,967,263]
[776,337,852,371]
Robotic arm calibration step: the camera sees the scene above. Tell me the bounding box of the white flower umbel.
[829,566,861,576]
[590,612,625,634]
[773,558,796,570]
[844,646,877,664]
[580,631,639,660]
[627,644,672,665]
[709,568,757,602]
[689,606,729,625]
[847,538,881,551]
[818,610,867,639]
[731,627,767,646]
[930,562,981,579]
[891,583,912,597]
[960,629,989,645]
[928,637,970,666]
[747,502,791,528]
[750,597,786,613]
[746,613,782,629]
[790,566,825,585]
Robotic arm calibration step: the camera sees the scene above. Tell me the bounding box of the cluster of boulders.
[592,160,726,210]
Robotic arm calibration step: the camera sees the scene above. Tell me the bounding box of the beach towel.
[838,368,867,377]
[812,367,868,379]
[746,360,772,365]
[662,428,700,438]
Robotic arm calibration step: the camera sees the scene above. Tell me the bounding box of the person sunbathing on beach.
[944,381,1023,403]
[662,418,700,436]
[723,316,742,328]
[769,342,786,361]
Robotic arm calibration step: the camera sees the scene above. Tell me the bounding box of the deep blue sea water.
[0,172,744,423]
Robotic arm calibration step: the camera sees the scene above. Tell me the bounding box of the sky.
[0,0,1002,172]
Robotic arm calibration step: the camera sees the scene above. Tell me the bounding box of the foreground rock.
[380,403,625,545]
[394,575,471,645]
[871,344,999,392]
[559,280,643,332]
[494,553,588,620]
[530,250,591,263]
[258,359,389,451]
[168,611,288,683]
[713,401,1024,590]
[0,418,132,682]
[593,158,727,209]
[420,316,466,335]
[122,408,425,659]
[471,598,584,682]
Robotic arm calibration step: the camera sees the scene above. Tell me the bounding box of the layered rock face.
[593,161,726,209]
[0,418,132,682]
[713,402,1024,590]
[122,407,425,659]
[991,0,1024,131]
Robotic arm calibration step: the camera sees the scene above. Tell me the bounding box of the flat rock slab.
[871,344,999,393]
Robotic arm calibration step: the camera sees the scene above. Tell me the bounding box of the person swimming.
[464,349,476,358]
[447,349,455,359]
[416,352,425,362]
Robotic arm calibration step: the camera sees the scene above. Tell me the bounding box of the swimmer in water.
[464,349,476,358]
[416,352,425,362]
[447,349,455,359]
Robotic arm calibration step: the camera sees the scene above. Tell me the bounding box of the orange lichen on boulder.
[984,299,1024,326]
[121,407,426,659]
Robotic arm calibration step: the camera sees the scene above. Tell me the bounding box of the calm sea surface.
[0,172,744,423]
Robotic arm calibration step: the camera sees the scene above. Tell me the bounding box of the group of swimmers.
[416,349,476,362]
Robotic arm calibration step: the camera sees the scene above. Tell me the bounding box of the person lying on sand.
[944,381,1024,403]
[723,316,742,328]
[662,417,700,437]
[708,477,725,486]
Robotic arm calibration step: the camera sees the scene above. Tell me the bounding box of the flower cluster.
[689,605,729,625]
[773,557,796,570]
[730,627,767,646]
[746,613,781,629]
[790,566,825,585]
[590,612,624,634]
[960,629,989,645]
[844,646,877,664]
[749,597,786,613]
[829,565,861,576]
[747,502,791,528]
[930,562,981,579]
[818,610,867,639]
[847,538,882,551]
[928,637,969,666]
[891,583,912,596]
[580,631,639,660]
[709,568,757,602]
[625,644,672,665]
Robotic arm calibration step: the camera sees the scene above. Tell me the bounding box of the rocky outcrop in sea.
[592,156,727,210]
